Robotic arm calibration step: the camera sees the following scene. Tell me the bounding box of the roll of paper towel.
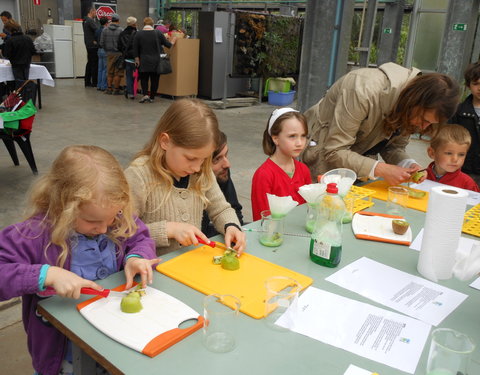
[417,186,468,282]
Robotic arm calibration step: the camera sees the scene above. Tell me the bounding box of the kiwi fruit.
[392,219,410,235]
[120,291,143,313]
[408,189,426,199]
[410,170,427,183]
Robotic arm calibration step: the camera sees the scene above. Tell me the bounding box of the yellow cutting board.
[363,180,429,212]
[157,245,313,319]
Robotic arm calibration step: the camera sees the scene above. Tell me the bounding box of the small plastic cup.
[264,276,301,331]
[202,294,241,353]
[259,210,284,247]
[426,328,475,375]
[387,186,409,216]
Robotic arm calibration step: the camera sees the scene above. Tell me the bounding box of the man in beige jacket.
[302,62,459,185]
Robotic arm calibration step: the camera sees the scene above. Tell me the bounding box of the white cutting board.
[77,286,202,357]
[352,212,412,245]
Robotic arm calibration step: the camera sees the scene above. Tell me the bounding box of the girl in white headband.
[251,107,312,221]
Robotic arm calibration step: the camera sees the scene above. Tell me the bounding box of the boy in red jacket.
[426,124,480,192]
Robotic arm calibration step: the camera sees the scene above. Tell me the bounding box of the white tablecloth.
[0,62,55,87]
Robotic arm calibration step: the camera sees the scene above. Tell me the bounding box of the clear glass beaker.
[259,210,284,247]
[426,328,475,375]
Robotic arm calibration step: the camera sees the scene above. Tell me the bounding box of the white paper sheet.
[276,287,431,374]
[411,179,480,206]
[215,27,223,43]
[470,277,480,290]
[326,257,468,326]
[343,364,375,375]
[410,228,479,256]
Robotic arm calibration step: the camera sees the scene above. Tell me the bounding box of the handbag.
[157,54,172,75]
[115,55,126,70]
[155,31,172,75]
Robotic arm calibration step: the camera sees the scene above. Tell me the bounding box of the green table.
[38,201,480,375]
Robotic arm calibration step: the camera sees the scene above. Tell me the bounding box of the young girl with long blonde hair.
[0,145,158,375]
[125,98,246,255]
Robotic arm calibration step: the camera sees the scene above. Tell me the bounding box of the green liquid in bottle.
[309,238,341,267]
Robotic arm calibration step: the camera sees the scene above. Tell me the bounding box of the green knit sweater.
[125,156,240,255]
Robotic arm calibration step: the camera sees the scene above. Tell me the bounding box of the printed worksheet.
[276,287,431,374]
[471,277,480,290]
[326,257,468,326]
[343,364,376,375]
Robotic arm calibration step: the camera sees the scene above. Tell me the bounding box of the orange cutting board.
[157,246,313,319]
[362,180,429,212]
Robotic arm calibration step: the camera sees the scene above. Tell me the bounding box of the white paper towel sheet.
[417,186,468,282]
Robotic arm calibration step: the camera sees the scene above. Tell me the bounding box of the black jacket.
[83,16,98,48]
[449,94,480,175]
[133,29,172,73]
[3,31,35,65]
[118,26,137,59]
[201,170,244,237]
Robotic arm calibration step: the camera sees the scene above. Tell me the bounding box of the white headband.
[268,107,299,135]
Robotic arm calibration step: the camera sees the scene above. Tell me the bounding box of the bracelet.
[125,254,142,261]
[38,264,51,291]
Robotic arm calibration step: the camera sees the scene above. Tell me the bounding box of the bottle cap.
[326,183,338,194]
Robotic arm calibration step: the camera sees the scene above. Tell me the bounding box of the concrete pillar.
[58,0,74,24]
[297,0,355,113]
[357,0,378,67]
[438,0,480,82]
[377,0,405,65]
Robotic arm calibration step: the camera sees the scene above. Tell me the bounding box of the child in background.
[124,99,246,255]
[251,107,311,221]
[0,145,158,375]
[426,124,480,192]
[449,62,480,187]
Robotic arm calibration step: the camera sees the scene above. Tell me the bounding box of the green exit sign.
[453,23,467,31]
[383,28,392,34]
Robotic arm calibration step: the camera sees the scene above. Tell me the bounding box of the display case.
[158,38,200,97]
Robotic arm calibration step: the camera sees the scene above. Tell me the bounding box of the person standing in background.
[2,20,35,84]
[100,13,124,95]
[118,16,137,99]
[133,17,173,103]
[82,7,98,88]
[95,17,108,91]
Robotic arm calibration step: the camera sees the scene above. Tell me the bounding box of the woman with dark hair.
[302,62,460,185]
[2,19,35,83]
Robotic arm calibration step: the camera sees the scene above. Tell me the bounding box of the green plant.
[233,12,302,78]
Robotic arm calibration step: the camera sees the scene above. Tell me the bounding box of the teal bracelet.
[38,264,50,291]
[125,254,142,261]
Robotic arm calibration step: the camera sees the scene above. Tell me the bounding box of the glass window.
[420,0,449,10]
[411,12,447,71]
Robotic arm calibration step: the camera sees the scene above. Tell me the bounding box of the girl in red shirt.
[251,108,312,221]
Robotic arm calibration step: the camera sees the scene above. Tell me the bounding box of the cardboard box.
[158,39,200,97]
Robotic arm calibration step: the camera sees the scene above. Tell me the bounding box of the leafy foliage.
[233,12,303,78]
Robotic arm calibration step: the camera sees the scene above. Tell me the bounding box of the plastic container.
[264,78,291,95]
[268,90,296,106]
[309,183,345,268]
